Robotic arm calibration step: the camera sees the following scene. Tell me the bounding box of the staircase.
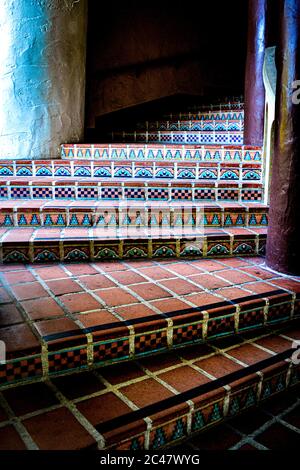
[0,99,299,451]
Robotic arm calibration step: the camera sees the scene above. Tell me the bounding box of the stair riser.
[0,184,263,203]
[109,131,243,145]
[0,206,268,228]
[185,101,244,112]
[60,145,261,161]
[0,299,296,390]
[136,119,244,131]
[0,231,267,264]
[161,111,244,120]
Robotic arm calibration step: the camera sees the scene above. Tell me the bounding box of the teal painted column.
[0,0,87,160]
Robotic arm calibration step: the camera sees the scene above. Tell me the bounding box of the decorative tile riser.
[111,366,299,451]
[0,300,297,389]
[0,185,264,206]
[60,145,262,162]
[161,111,244,121]
[109,131,243,145]
[0,159,262,180]
[0,232,268,263]
[136,119,244,131]
[0,207,268,228]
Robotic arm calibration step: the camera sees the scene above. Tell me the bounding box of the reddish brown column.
[244,0,267,146]
[266,0,300,275]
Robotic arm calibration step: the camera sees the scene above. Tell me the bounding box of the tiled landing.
[0,320,299,450]
[0,256,299,388]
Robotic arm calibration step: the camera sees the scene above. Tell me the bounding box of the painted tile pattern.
[60,144,261,162]
[0,226,267,263]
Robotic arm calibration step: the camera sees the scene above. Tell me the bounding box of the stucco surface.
[0,0,87,159]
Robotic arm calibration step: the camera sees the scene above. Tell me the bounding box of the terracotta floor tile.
[46,279,83,296]
[245,281,279,294]
[99,362,144,385]
[254,335,293,353]
[216,269,257,285]
[3,270,36,284]
[188,274,231,290]
[74,310,120,328]
[137,352,183,372]
[95,288,137,307]
[60,292,102,313]
[34,317,80,338]
[150,297,192,314]
[229,408,270,434]
[160,278,202,296]
[189,260,225,272]
[65,263,99,276]
[268,278,300,293]
[241,256,265,265]
[76,392,132,425]
[215,258,251,268]
[137,266,175,281]
[94,261,126,272]
[167,263,202,276]
[52,372,105,400]
[255,422,300,449]
[0,426,27,450]
[187,292,224,308]
[80,274,116,290]
[282,403,300,428]
[21,297,65,320]
[240,266,275,280]
[2,382,59,416]
[109,270,147,286]
[177,343,215,361]
[260,388,299,414]
[195,354,243,378]
[226,343,272,365]
[114,303,156,321]
[0,323,40,354]
[0,304,23,327]
[0,287,12,303]
[33,266,69,280]
[216,287,251,300]
[189,423,241,450]
[129,283,172,301]
[120,377,174,407]
[23,407,95,450]
[279,323,300,340]
[158,364,211,392]
[10,282,48,301]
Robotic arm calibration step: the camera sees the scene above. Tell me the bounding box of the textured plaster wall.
[0,0,87,159]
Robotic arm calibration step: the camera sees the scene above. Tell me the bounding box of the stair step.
[107,130,243,145]
[0,226,267,263]
[0,255,298,389]
[0,200,268,228]
[59,144,261,161]
[0,315,299,449]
